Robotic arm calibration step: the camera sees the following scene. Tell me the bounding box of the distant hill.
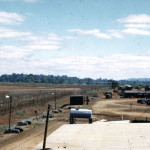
[128,78,150,81]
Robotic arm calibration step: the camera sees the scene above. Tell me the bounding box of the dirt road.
[1,119,67,150]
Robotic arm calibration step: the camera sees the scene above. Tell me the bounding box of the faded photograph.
[0,0,150,149]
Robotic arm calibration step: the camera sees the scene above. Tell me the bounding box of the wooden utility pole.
[43,104,51,150]
[9,96,12,129]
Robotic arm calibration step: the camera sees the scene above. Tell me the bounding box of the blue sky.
[0,0,150,79]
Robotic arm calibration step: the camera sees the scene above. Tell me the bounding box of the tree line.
[0,73,113,85]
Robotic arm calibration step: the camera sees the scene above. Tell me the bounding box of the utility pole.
[52,92,56,110]
[54,93,56,110]
[90,84,92,96]
[43,104,51,150]
[35,110,38,121]
[9,96,12,129]
[130,102,132,111]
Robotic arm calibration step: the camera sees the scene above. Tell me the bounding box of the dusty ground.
[1,88,150,150]
[0,84,81,150]
[0,100,71,150]
[0,102,91,150]
[0,120,65,150]
[92,98,150,121]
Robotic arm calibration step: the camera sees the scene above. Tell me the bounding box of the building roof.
[35,122,150,150]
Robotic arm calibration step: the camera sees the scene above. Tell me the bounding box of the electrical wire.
[136,107,150,119]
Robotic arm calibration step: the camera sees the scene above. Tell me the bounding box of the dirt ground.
[92,98,150,121]
[0,101,91,150]
[1,88,150,150]
[0,120,65,150]
[0,100,71,150]
[0,84,81,150]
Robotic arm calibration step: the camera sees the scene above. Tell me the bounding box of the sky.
[0,0,150,80]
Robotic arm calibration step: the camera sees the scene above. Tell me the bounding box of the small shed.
[70,95,84,105]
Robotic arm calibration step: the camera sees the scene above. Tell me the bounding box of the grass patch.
[16,111,24,116]
[25,115,31,118]
[33,123,42,128]
[0,125,7,132]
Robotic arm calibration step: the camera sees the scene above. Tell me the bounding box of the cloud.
[1,12,150,79]
[115,14,150,36]
[17,33,75,51]
[48,33,63,41]
[124,24,150,29]
[68,28,125,39]
[68,14,150,39]
[25,44,61,50]
[0,27,31,38]
[68,29,111,39]
[68,14,150,38]
[107,30,124,38]
[0,33,63,59]
[19,33,62,50]
[0,26,63,52]
[0,40,61,59]
[0,11,24,25]
[122,28,150,35]
[118,14,150,23]
[0,46,32,58]
[1,53,150,79]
